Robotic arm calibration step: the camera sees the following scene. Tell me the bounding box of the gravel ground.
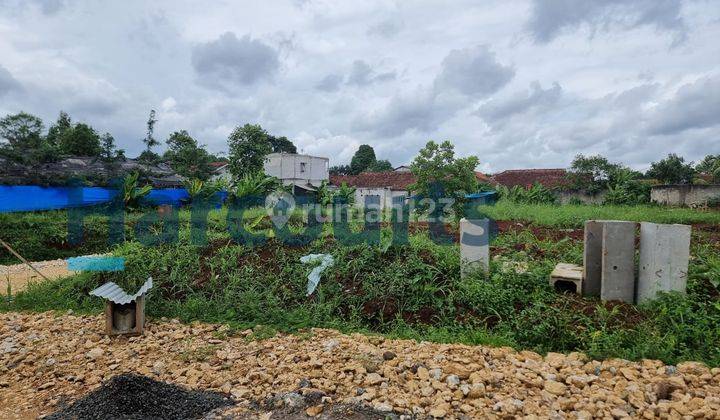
[1,311,719,419]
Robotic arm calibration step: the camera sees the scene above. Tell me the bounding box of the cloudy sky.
[0,0,718,172]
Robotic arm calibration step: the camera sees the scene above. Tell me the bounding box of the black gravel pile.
[46,373,232,420]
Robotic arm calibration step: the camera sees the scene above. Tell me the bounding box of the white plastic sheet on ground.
[300,254,334,296]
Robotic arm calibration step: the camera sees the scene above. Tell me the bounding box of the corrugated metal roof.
[89,277,153,305]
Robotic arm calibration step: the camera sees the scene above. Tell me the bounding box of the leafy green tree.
[268,135,297,154]
[0,112,44,150]
[647,154,696,185]
[350,144,376,174]
[567,154,624,193]
[46,111,72,147]
[409,140,479,218]
[59,123,101,156]
[329,165,352,175]
[366,159,393,172]
[99,133,122,162]
[164,130,213,180]
[227,123,272,179]
[697,155,720,182]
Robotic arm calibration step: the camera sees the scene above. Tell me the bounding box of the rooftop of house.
[490,168,569,188]
[330,171,494,191]
[330,172,416,190]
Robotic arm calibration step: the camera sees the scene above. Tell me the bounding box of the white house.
[263,152,329,189]
[213,153,329,192]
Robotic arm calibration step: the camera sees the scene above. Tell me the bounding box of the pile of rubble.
[1,311,719,419]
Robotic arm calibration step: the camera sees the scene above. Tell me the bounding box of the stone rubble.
[1,311,719,419]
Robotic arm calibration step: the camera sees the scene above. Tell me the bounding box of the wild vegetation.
[2,203,719,367]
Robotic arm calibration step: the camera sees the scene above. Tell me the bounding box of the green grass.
[3,219,719,366]
[479,199,720,227]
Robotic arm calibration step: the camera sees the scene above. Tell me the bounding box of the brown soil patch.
[0,259,78,295]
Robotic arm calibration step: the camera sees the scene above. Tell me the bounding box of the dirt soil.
[0,258,78,295]
[2,311,719,419]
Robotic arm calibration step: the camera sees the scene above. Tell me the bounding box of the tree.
[143,109,159,153]
[59,123,101,156]
[350,144,376,174]
[0,112,44,150]
[409,140,479,218]
[697,154,720,182]
[46,111,72,147]
[164,130,213,180]
[647,154,696,185]
[268,135,297,154]
[227,124,272,179]
[366,159,393,172]
[329,165,352,176]
[567,154,623,193]
[99,133,121,162]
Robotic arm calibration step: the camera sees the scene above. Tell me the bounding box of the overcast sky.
[0,0,718,172]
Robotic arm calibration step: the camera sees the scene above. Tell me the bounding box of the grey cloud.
[477,81,562,122]
[646,76,720,135]
[433,45,514,97]
[353,88,456,137]
[347,60,396,86]
[315,74,343,92]
[191,32,280,92]
[0,65,22,96]
[0,0,65,15]
[355,45,513,138]
[367,19,403,38]
[527,0,686,44]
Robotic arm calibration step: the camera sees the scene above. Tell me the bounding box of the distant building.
[264,152,329,190]
[330,172,414,210]
[330,170,495,209]
[490,169,568,189]
[393,165,411,173]
[213,153,329,193]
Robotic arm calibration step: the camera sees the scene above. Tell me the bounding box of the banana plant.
[122,172,152,209]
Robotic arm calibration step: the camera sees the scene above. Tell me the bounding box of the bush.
[497,183,557,205]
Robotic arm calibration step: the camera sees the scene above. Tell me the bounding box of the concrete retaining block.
[583,220,604,297]
[460,218,490,278]
[637,222,691,303]
[600,221,637,303]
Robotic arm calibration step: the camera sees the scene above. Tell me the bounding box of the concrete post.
[583,220,604,297]
[460,218,490,278]
[637,223,691,303]
[600,221,637,303]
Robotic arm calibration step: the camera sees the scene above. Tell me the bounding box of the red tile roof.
[330,170,495,190]
[491,169,569,189]
[209,161,228,168]
[330,172,416,190]
[475,171,494,184]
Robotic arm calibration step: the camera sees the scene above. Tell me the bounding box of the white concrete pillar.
[637,222,691,303]
[460,218,490,278]
[600,221,637,303]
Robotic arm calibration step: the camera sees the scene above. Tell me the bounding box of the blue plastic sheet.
[0,185,215,213]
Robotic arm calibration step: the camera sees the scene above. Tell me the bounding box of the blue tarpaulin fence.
[0,185,193,213]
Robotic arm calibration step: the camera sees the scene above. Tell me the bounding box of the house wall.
[353,188,408,210]
[555,190,607,205]
[263,153,329,187]
[651,184,720,207]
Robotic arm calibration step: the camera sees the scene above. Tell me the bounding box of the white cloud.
[0,0,717,170]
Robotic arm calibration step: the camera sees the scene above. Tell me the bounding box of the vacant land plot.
[2,204,719,367]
